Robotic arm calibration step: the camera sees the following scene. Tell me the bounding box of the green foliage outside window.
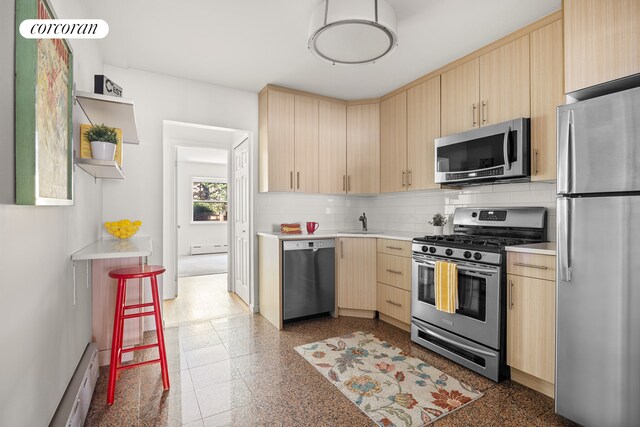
[192,181,227,222]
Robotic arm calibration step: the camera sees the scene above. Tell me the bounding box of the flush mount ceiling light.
[308,0,398,65]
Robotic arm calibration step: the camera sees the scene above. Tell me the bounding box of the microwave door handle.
[503,126,512,170]
[415,259,496,275]
[412,318,497,358]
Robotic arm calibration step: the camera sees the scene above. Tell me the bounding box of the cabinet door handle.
[386,300,402,307]
[509,280,514,309]
[296,171,300,189]
[290,171,293,189]
[481,101,487,124]
[513,262,548,270]
[386,269,402,275]
[341,240,344,258]
[402,170,406,188]
[347,175,351,192]
[472,103,478,126]
[408,169,412,186]
[343,175,346,191]
[534,149,539,176]
[386,246,403,250]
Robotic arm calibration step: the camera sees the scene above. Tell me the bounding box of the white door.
[233,139,250,304]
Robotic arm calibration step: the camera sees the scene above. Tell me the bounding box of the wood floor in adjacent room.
[85,314,576,426]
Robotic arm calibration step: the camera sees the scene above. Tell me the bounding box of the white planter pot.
[433,225,444,236]
[90,141,116,161]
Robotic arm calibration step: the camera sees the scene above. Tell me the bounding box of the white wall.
[101,65,258,303]
[178,161,228,255]
[0,0,104,425]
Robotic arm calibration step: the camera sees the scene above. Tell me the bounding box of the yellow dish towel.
[435,261,459,313]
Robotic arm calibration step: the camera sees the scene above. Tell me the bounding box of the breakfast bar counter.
[72,236,153,366]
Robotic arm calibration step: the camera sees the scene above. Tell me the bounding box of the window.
[192,178,227,223]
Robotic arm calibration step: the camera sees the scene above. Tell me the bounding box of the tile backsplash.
[256,181,557,241]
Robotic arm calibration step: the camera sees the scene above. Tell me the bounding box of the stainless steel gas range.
[411,207,547,381]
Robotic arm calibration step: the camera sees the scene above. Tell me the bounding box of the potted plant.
[85,124,118,161]
[429,213,447,236]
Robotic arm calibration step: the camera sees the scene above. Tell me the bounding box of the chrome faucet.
[359,212,368,231]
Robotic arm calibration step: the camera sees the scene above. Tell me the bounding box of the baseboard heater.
[50,342,99,427]
[190,243,228,255]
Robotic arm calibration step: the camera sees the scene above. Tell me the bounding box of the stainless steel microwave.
[434,118,530,185]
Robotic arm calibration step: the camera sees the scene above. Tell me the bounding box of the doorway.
[161,121,254,325]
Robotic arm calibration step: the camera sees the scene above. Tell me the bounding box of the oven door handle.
[414,259,497,275]
[412,319,497,358]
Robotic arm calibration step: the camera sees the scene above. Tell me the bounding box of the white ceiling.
[87,0,561,100]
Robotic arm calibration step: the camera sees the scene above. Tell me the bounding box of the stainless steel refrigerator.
[556,86,640,426]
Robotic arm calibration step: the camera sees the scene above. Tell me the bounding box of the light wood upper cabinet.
[441,36,530,137]
[318,100,347,194]
[380,92,408,193]
[259,89,295,192]
[346,103,380,194]
[479,35,530,126]
[564,0,640,93]
[407,76,441,191]
[441,58,480,136]
[337,238,377,311]
[294,95,319,193]
[507,273,556,385]
[531,19,564,181]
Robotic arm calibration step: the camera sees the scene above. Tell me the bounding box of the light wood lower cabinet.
[507,252,556,398]
[377,253,411,291]
[377,283,411,325]
[337,238,377,316]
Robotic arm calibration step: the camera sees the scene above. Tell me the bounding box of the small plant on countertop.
[84,123,118,143]
[429,213,447,227]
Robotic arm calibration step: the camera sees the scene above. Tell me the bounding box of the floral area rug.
[295,331,483,426]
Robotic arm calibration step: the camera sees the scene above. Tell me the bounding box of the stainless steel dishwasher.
[282,239,335,321]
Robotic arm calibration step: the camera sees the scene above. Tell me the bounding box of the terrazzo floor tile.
[85,313,577,426]
[185,344,231,368]
[194,379,253,418]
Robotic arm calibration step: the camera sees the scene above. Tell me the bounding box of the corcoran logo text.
[20,15,109,39]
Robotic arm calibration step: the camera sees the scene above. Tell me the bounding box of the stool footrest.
[124,302,154,310]
[117,358,161,371]
[122,311,156,320]
[121,343,159,354]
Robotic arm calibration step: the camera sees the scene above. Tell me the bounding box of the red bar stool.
[106,265,170,405]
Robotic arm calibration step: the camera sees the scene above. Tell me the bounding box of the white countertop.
[71,236,153,261]
[505,242,556,256]
[257,230,418,242]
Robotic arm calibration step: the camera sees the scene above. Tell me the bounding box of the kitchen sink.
[338,230,385,234]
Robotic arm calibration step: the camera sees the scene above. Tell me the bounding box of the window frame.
[190,176,228,224]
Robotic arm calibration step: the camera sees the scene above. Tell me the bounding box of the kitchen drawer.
[377,239,411,258]
[377,253,411,291]
[507,252,555,281]
[377,283,411,325]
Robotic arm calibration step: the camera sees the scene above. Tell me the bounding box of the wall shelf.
[75,158,125,179]
[74,91,140,144]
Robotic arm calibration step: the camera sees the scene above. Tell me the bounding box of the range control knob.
[473,252,482,260]
[464,251,472,259]
[429,247,437,254]
[422,246,429,253]
[445,249,453,256]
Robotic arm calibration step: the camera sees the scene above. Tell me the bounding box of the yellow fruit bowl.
[105,219,142,240]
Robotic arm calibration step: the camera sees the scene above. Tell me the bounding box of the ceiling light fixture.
[308,0,398,65]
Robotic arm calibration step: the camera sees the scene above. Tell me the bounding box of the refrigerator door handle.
[558,197,572,282]
[503,126,512,170]
[557,109,574,194]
